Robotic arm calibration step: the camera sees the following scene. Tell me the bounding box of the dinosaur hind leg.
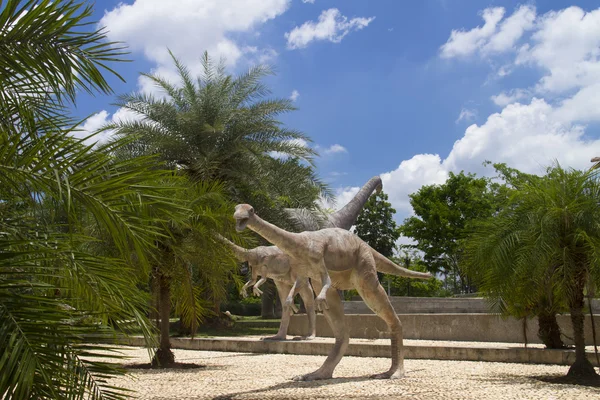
[293,280,316,340]
[292,282,348,381]
[355,268,405,379]
[261,282,292,341]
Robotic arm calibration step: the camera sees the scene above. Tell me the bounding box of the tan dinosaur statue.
[216,235,317,341]
[221,176,385,341]
[233,204,432,381]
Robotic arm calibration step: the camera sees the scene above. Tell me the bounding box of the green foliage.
[354,190,399,257]
[0,0,206,397]
[386,253,445,297]
[400,171,502,292]
[0,0,127,126]
[463,164,600,374]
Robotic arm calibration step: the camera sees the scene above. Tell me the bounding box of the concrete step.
[121,336,600,367]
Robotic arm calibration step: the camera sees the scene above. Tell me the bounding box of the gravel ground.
[109,347,600,400]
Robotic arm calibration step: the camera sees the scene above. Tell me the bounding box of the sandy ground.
[108,347,600,400]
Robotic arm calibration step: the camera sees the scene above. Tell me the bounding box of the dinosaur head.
[234,204,255,232]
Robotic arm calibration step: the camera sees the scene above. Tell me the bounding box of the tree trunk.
[152,272,175,367]
[567,275,597,378]
[537,311,565,349]
[261,280,276,319]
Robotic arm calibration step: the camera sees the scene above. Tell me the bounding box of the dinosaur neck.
[215,234,248,262]
[329,176,382,230]
[248,215,298,253]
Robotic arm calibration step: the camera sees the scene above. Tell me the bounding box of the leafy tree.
[464,164,600,378]
[387,252,445,297]
[0,1,192,396]
[400,171,500,293]
[354,190,400,257]
[353,190,400,294]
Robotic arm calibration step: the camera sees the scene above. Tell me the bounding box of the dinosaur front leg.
[292,283,347,381]
[240,280,253,298]
[293,279,316,341]
[261,282,294,341]
[314,261,332,311]
[241,265,259,298]
[252,266,269,296]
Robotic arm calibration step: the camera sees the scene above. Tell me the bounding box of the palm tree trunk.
[537,311,565,349]
[152,272,175,367]
[567,274,596,378]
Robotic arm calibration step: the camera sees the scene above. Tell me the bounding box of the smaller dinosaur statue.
[216,235,316,341]
[233,204,432,381]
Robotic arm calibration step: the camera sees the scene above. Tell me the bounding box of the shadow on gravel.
[211,376,375,400]
[534,374,600,388]
[473,372,600,389]
[123,362,212,374]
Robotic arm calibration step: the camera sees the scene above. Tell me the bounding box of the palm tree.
[464,164,600,378]
[109,51,316,190]
[108,52,329,334]
[0,1,194,397]
[143,180,243,366]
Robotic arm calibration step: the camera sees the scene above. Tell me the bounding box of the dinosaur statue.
[216,234,317,341]
[233,204,432,381]
[221,176,384,341]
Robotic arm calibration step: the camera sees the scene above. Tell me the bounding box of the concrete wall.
[288,313,600,345]
[343,297,600,314]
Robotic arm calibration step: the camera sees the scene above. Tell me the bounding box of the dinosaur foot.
[369,370,404,380]
[292,335,315,341]
[292,371,332,381]
[260,335,287,341]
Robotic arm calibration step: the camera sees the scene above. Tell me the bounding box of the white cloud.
[442,98,596,174]
[290,89,300,102]
[482,5,536,55]
[324,144,347,155]
[440,7,505,58]
[380,154,448,214]
[455,108,477,124]
[73,108,143,146]
[490,89,529,106]
[514,7,600,94]
[315,144,347,156]
[285,8,375,49]
[100,0,289,94]
[302,0,315,3]
[440,5,535,59]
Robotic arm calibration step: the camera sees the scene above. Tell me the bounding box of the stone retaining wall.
[288,313,600,345]
[342,297,600,314]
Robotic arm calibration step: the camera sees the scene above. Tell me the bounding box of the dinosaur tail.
[373,250,432,280]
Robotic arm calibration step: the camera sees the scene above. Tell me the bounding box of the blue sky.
[76,0,600,224]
